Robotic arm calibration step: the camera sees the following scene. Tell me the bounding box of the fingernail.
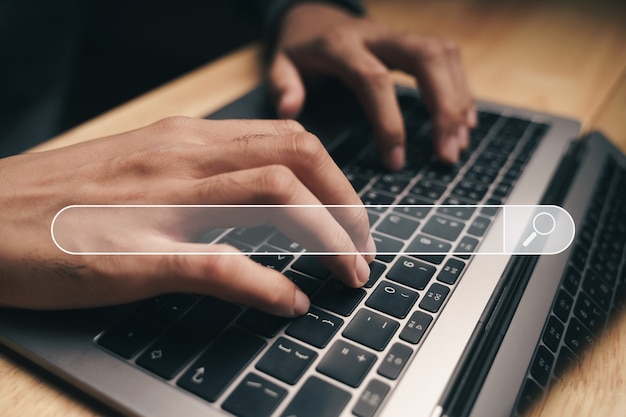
[443,136,459,164]
[457,126,469,150]
[356,255,371,285]
[293,289,310,316]
[364,234,376,263]
[467,108,478,127]
[385,146,405,171]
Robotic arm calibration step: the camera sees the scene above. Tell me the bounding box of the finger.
[372,35,472,164]
[447,46,477,129]
[192,131,375,257]
[267,52,307,119]
[143,242,311,317]
[173,166,371,287]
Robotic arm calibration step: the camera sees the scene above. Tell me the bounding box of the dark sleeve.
[247,0,365,44]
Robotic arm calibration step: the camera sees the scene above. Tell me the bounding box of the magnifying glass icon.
[522,211,557,247]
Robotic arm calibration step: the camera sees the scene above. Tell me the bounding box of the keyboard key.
[406,234,451,264]
[399,311,433,344]
[553,290,573,322]
[284,270,321,297]
[256,337,317,385]
[422,215,465,242]
[564,317,595,354]
[352,379,391,417]
[377,343,413,380]
[372,233,404,263]
[582,271,612,310]
[286,307,343,348]
[573,293,605,334]
[364,261,386,288]
[452,180,488,202]
[222,373,287,417]
[554,346,578,379]
[542,315,564,353]
[251,247,294,271]
[516,379,543,415]
[467,216,491,237]
[373,174,410,194]
[343,309,399,351]
[280,376,351,417]
[454,236,479,259]
[362,190,395,210]
[386,256,436,290]
[178,327,265,402]
[98,315,161,359]
[419,283,451,313]
[313,280,366,316]
[345,172,370,192]
[365,281,418,319]
[228,226,274,246]
[530,345,554,386]
[317,340,377,387]
[137,297,241,379]
[291,256,331,280]
[437,199,476,220]
[237,309,289,338]
[149,293,196,327]
[267,232,303,253]
[135,295,171,317]
[437,258,466,285]
[394,196,432,219]
[376,214,420,240]
[410,179,446,201]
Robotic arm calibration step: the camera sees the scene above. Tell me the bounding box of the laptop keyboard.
[97,97,550,417]
[515,157,626,415]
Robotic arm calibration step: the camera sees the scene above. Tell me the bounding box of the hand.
[0,117,373,316]
[267,3,476,169]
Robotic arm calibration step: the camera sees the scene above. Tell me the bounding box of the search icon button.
[522,212,557,247]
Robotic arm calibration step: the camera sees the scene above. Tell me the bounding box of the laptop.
[1,81,625,417]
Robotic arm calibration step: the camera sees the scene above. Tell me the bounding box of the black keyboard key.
[149,293,196,327]
[437,199,476,220]
[345,172,370,192]
[313,280,366,316]
[373,174,410,194]
[256,337,317,385]
[352,379,391,417]
[343,309,399,351]
[219,238,254,253]
[394,196,432,219]
[317,340,377,387]
[291,256,331,280]
[267,232,303,253]
[386,256,436,290]
[542,315,564,353]
[137,297,241,379]
[222,373,287,417]
[468,216,491,237]
[280,376,351,417]
[452,180,488,202]
[530,345,554,386]
[492,182,512,198]
[564,317,595,354]
[422,215,465,242]
[372,233,404,263]
[376,214,420,240]
[573,293,605,334]
[553,290,573,322]
[284,270,321,297]
[422,163,458,184]
[178,327,265,402]
[364,261,386,288]
[365,281,418,319]
[377,343,413,380]
[481,198,501,216]
[516,379,543,415]
[419,283,451,313]
[582,271,612,311]
[228,226,274,246]
[251,247,294,271]
[411,179,446,201]
[454,236,479,259]
[237,309,289,338]
[362,190,395,210]
[406,234,451,264]
[286,307,343,348]
[135,295,170,317]
[98,315,161,359]
[561,266,581,297]
[554,346,578,379]
[437,258,466,285]
[399,310,433,344]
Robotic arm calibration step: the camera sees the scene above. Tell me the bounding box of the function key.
[222,373,286,417]
[387,256,436,290]
[352,379,391,417]
[317,340,377,387]
[286,307,343,348]
[279,376,351,417]
[256,337,317,385]
[437,258,466,285]
[343,309,399,351]
[365,281,418,319]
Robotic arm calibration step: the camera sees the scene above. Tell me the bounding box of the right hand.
[0,117,374,317]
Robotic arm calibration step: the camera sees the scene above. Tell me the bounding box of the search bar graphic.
[51,205,575,256]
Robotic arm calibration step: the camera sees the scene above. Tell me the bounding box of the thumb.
[268,52,306,119]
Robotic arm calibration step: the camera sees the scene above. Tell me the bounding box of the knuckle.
[272,119,305,135]
[417,37,446,61]
[287,132,327,164]
[256,165,298,202]
[151,115,194,132]
[355,64,390,87]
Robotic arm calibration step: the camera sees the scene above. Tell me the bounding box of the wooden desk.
[2,0,625,416]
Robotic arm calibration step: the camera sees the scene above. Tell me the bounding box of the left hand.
[267,3,476,170]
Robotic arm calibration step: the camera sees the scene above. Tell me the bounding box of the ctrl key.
[280,376,351,417]
[222,373,286,417]
[353,379,390,417]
